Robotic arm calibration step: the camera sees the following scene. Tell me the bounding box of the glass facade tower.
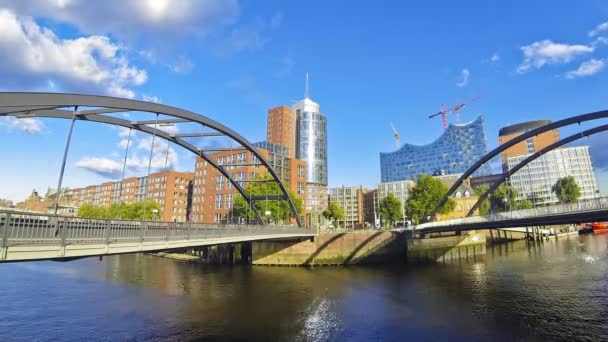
[380,116,489,182]
[293,98,328,186]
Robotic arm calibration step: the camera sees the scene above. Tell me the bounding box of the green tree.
[473,185,491,215]
[490,184,531,212]
[77,201,162,220]
[323,201,345,228]
[406,174,456,224]
[379,193,403,227]
[552,176,581,203]
[229,173,303,224]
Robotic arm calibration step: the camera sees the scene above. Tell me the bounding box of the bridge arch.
[432,109,608,219]
[0,92,302,227]
[466,123,608,216]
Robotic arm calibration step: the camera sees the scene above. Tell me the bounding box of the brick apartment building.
[69,170,193,222]
[191,143,307,224]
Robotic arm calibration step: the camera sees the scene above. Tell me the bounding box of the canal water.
[1,234,607,341]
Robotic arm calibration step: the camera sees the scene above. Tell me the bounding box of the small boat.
[592,222,608,234]
[579,224,593,234]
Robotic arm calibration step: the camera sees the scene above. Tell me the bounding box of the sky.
[2,0,608,202]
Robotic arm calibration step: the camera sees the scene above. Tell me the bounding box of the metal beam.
[133,118,190,125]
[174,132,225,138]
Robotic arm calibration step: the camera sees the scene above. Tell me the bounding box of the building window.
[298,165,305,178]
[215,194,223,209]
[216,175,224,190]
[298,182,304,195]
[457,205,462,212]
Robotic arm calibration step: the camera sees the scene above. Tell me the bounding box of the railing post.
[140,221,145,244]
[59,216,67,257]
[1,213,10,260]
[105,219,111,254]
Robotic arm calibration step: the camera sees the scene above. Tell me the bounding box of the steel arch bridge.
[433,108,608,220]
[0,92,302,227]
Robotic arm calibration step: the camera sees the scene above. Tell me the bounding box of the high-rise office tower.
[292,74,328,216]
[267,105,296,158]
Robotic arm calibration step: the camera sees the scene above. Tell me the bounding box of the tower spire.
[305,72,310,99]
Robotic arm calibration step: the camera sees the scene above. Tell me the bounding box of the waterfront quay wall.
[252,230,406,266]
[156,230,491,266]
[406,232,486,263]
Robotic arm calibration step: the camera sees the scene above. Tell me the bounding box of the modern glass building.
[293,89,328,217]
[293,97,328,186]
[380,116,489,182]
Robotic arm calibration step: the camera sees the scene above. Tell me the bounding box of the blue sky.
[2,0,608,201]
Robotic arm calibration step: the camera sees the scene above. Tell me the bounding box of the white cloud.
[0,9,147,98]
[118,127,134,137]
[142,94,161,103]
[2,0,240,39]
[456,68,470,87]
[169,57,194,74]
[118,139,131,149]
[75,157,123,178]
[77,131,179,178]
[0,117,44,134]
[565,59,606,79]
[517,40,594,73]
[490,53,500,62]
[589,21,608,37]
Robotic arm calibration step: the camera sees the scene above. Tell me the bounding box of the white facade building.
[375,180,415,222]
[505,146,599,206]
[328,185,364,228]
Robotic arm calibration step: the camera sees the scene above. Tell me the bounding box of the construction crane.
[390,122,400,149]
[428,95,483,130]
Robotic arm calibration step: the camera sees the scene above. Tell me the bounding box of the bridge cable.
[117,128,132,220]
[143,113,159,222]
[53,105,78,237]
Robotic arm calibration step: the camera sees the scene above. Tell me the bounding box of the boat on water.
[592,222,608,233]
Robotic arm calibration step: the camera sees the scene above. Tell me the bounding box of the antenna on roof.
[305,72,310,99]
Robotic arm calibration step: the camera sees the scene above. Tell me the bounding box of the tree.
[379,193,403,227]
[229,173,303,224]
[406,174,456,224]
[76,201,162,220]
[552,176,581,203]
[473,185,491,215]
[490,184,531,212]
[323,202,345,228]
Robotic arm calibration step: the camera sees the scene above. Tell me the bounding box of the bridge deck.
[0,211,314,262]
[416,197,608,234]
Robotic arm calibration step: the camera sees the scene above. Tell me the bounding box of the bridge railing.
[0,210,312,247]
[418,196,608,229]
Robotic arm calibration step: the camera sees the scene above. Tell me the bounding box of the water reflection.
[0,234,607,341]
